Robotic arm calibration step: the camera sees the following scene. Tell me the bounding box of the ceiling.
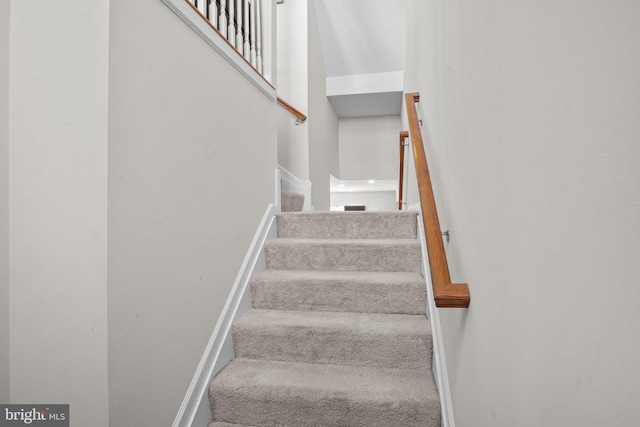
[314,0,406,78]
[314,0,407,117]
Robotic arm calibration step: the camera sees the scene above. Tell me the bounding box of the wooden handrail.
[398,131,409,210]
[277,97,307,123]
[405,92,470,308]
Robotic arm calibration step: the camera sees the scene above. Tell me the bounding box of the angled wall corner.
[327,71,404,118]
[277,0,339,210]
[276,0,310,181]
[0,0,9,404]
[7,1,110,424]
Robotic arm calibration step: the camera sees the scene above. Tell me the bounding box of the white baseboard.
[172,203,279,427]
[417,216,456,427]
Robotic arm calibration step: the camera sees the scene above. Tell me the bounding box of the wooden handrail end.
[435,283,470,308]
[406,92,420,103]
[277,97,307,122]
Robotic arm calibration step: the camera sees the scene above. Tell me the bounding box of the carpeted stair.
[280,191,305,212]
[208,211,441,427]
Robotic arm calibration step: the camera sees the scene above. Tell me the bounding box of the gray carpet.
[276,211,418,239]
[208,211,441,426]
[250,270,426,314]
[281,192,305,212]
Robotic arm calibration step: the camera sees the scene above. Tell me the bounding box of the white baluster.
[249,0,257,67]
[236,0,244,52]
[219,0,228,38]
[255,0,262,73]
[243,0,250,59]
[209,0,218,29]
[197,0,207,17]
[228,0,236,48]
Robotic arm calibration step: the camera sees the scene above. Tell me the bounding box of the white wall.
[405,1,640,426]
[0,0,9,404]
[8,1,110,424]
[276,0,339,210]
[277,0,310,180]
[308,0,339,211]
[277,108,309,180]
[107,1,277,426]
[331,191,396,212]
[339,115,401,181]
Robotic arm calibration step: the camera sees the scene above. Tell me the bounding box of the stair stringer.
[418,214,456,427]
[172,203,279,427]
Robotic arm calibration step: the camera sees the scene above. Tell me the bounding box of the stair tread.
[277,211,417,218]
[252,269,425,285]
[266,237,420,244]
[210,358,440,427]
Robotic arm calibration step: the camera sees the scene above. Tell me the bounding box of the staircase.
[207,211,442,426]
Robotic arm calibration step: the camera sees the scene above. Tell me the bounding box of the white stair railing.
[161,0,274,98]
[243,0,251,61]
[219,0,228,38]
[256,0,263,73]
[186,0,263,75]
[249,0,257,67]
[236,0,244,50]
[228,0,236,48]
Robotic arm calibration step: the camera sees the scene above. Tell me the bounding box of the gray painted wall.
[107,0,277,425]
[3,0,277,425]
[331,191,396,212]
[0,0,9,404]
[276,0,339,210]
[8,1,110,424]
[339,115,401,181]
[405,0,640,425]
[277,0,310,181]
[308,0,339,211]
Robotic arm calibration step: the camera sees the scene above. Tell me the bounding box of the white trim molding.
[418,216,456,427]
[160,0,276,100]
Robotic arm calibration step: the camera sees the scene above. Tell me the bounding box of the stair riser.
[251,280,426,314]
[211,387,437,427]
[232,324,432,370]
[277,212,418,239]
[264,241,422,272]
[280,192,305,213]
